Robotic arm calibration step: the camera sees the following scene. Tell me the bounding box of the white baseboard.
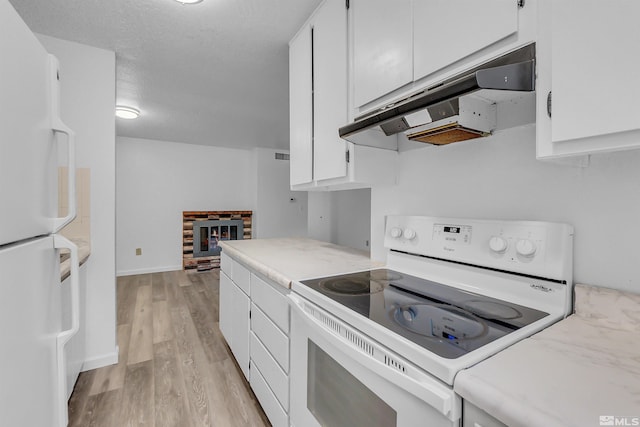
[116,265,182,277]
[81,346,119,371]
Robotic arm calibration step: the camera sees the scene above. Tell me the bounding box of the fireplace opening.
[183,211,252,272]
[192,219,244,258]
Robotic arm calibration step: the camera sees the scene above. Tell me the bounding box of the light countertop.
[454,284,640,427]
[60,237,91,281]
[219,238,383,288]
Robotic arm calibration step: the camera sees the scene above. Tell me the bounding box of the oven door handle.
[289,294,459,421]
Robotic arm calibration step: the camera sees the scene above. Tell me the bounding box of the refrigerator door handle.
[49,55,77,233]
[54,235,79,427]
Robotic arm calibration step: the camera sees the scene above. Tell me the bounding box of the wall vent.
[275,152,290,161]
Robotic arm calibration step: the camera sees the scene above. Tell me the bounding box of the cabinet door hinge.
[249,309,252,319]
[345,0,350,10]
[248,360,251,370]
[517,0,525,8]
[345,150,350,164]
[547,91,552,118]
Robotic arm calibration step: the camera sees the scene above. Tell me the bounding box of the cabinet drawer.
[463,400,507,427]
[250,332,288,411]
[220,252,232,277]
[250,362,288,427]
[250,274,289,333]
[232,258,251,295]
[251,303,289,373]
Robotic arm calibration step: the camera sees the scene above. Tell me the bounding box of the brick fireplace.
[183,211,252,271]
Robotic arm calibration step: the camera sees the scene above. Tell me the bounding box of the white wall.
[116,137,254,275]
[308,192,333,242]
[332,189,371,251]
[371,124,640,292]
[253,148,308,238]
[38,35,118,369]
[308,188,371,252]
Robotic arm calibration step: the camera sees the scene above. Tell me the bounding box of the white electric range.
[288,215,573,427]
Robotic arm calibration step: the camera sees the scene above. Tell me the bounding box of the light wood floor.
[68,270,270,427]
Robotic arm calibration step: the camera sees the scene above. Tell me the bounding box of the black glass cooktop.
[300,269,549,359]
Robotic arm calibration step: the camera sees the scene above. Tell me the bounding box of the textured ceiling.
[9,0,321,150]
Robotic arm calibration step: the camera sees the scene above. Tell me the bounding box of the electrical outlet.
[135,248,142,256]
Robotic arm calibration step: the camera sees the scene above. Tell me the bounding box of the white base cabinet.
[462,400,507,427]
[219,257,250,380]
[220,253,292,427]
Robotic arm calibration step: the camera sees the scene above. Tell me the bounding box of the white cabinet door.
[289,26,313,186]
[232,282,250,380]
[352,0,413,108]
[413,0,518,81]
[537,0,640,158]
[313,0,348,181]
[219,271,233,345]
[219,271,250,379]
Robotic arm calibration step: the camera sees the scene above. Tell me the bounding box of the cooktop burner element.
[463,300,522,320]
[318,277,384,296]
[317,269,403,295]
[300,268,550,359]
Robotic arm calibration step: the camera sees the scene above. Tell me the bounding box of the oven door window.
[307,340,397,427]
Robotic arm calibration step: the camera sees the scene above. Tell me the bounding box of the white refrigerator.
[1,1,80,426]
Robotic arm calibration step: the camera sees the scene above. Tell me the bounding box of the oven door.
[289,294,461,427]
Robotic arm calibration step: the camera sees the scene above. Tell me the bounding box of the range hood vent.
[339,44,535,149]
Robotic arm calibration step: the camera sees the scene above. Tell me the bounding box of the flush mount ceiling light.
[174,0,204,4]
[115,106,140,119]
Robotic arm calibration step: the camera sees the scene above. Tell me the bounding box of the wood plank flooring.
[68,270,270,427]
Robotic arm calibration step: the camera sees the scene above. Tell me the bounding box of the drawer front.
[232,258,251,295]
[250,362,288,427]
[250,274,289,333]
[250,332,289,411]
[463,400,507,427]
[251,303,289,373]
[220,252,232,277]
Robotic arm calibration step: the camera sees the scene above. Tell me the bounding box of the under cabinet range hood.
[339,44,535,150]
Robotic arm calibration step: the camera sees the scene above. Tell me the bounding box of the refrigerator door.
[0,1,76,246]
[0,236,63,426]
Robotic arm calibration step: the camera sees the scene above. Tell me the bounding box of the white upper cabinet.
[289,0,397,191]
[289,28,313,186]
[313,0,348,181]
[351,0,413,108]
[413,0,519,82]
[536,0,640,158]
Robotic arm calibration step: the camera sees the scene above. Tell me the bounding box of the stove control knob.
[390,227,402,238]
[516,239,537,257]
[402,307,416,322]
[403,228,417,240]
[489,236,508,253]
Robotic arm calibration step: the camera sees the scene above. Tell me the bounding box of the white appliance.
[290,215,573,426]
[1,1,79,426]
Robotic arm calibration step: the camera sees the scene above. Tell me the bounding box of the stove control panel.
[384,215,574,283]
[433,224,472,246]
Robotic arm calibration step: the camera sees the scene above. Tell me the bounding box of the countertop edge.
[220,242,292,289]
